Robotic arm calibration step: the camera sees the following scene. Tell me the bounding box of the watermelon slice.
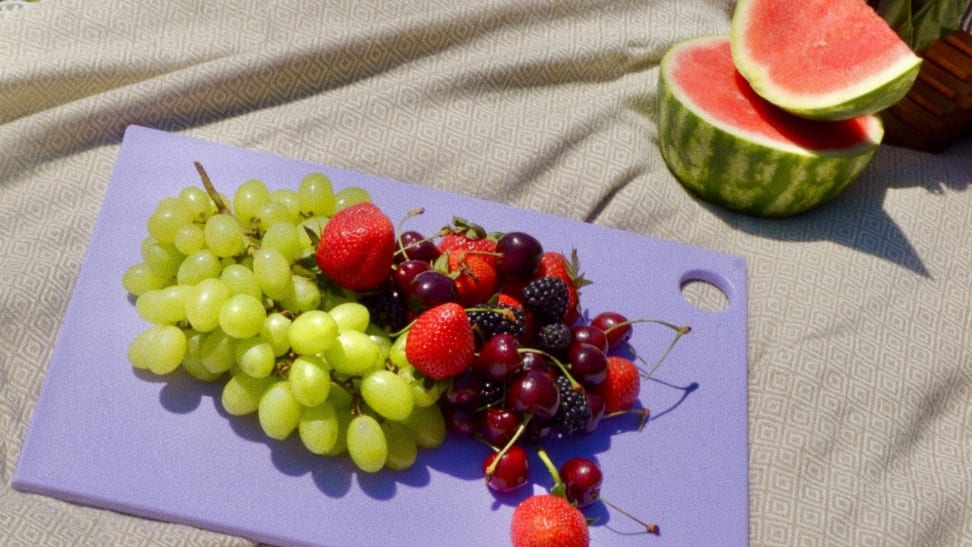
[657,35,883,217]
[730,0,922,121]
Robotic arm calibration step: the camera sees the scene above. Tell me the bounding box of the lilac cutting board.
[14,125,748,546]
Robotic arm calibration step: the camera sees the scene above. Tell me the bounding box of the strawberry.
[510,494,590,547]
[405,302,475,380]
[597,355,641,413]
[315,202,395,291]
[537,250,589,325]
[437,217,498,267]
[446,251,498,306]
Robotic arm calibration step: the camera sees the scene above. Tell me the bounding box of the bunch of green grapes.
[121,168,447,473]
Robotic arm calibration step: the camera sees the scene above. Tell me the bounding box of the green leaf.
[875,0,969,50]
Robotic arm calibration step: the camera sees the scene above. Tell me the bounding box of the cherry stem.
[483,413,532,476]
[535,447,567,498]
[193,161,230,215]
[597,496,660,535]
[638,323,690,381]
[516,348,582,389]
[605,407,650,432]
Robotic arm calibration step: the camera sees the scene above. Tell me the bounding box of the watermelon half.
[657,35,883,218]
[730,0,922,121]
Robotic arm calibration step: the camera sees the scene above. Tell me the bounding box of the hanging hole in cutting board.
[679,269,730,312]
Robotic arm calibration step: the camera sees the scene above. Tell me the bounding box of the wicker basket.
[881,30,972,152]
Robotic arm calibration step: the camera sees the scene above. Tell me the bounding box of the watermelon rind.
[730,0,922,121]
[657,36,884,218]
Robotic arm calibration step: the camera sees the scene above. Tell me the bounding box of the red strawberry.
[537,250,589,325]
[510,494,590,547]
[597,355,641,413]
[316,202,395,291]
[437,218,497,266]
[447,251,498,306]
[405,302,475,380]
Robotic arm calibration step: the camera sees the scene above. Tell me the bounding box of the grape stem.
[193,161,230,214]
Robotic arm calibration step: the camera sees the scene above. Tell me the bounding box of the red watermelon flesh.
[673,38,876,152]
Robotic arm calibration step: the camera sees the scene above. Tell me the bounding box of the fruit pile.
[122,163,688,545]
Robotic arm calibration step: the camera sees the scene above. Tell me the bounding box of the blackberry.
[552,375,592,437]
[536,322,572,359]
[467,304,525,344]
[523,276,568,325]
[359,287,408,332]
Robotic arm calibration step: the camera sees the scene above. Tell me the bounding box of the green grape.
[135,285,188,324]
[122,262,167,296]
[298,216,328,249]
[199,328,236,374]
[178,185,217,222]
[181,329,224,382]
[346,414,388,473]
[288,310,338,356]
[400,404,446,449]
[397,364,445,408]
[320,289,353,310]
[221,372,273,416]
[185,278,230,332]
[381,420,418,471]
[388,330,410,369]
[173,223,206,255]
[142,240,184,280]
[258,381,302,440]
[324,330,382,377]
[298,402,340,454]
[219,293,266,339]
[128,324,187,375]
[204,213,245,258]
[146,198,192,244]
[255,201,294,234]
[360,369,413,421]
[233,178,271,226]
[261,221,303,263]
[334,186,372,211]
[220,263,262,299]
[269,189,301,222]
[235,337,276,378]
[279,276,321,314]
[366,324,392,363]
[260,312,292,356]
[177,248,222,285]
[327,381,354,410]
[328,302,370,333]
[320,407,352,456]
[297,172,336,218]
[289,354,331,408]
[252,247,295,302]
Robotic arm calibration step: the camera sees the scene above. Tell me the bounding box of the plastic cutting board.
[14,125,749,546]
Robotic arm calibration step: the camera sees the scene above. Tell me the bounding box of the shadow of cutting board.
[14,125,748,546]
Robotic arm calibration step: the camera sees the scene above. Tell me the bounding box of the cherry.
[582,391,605,434]
[396,230,440,263]
[444,368,484,407]
[559,457,603,508]
[495,231,543,283]
[591,311,633,351]
[507,368,560,419]
[442,405,478,436]
[570,324,609,354]
[483,444,530,493]
[480,407,523,448]
[568,343,608,387]
[393,259,430,292]
[518,351,552,375]
[475,333,522,381]
[408,270,458,310]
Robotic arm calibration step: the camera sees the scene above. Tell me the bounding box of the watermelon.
[730,0,922,121]
[657,35,883,218]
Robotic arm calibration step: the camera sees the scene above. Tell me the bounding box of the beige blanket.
[2,1,970,545]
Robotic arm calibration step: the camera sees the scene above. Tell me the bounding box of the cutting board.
[13,125,748,546]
